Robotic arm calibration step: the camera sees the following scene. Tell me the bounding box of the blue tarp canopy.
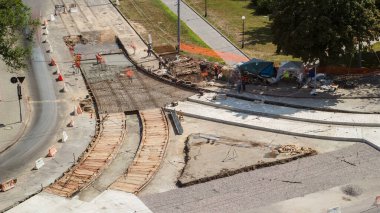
[238,58,275,78]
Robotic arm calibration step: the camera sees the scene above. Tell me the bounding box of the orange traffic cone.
[47,146,57,157]
[67,120,74,127]
[57,73,64,81]
[49,58,56,66]
[77,105,83,115]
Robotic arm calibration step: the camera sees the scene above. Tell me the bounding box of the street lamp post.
[177,0,181,53]
[204,0,207,17]
[241,16,246,49]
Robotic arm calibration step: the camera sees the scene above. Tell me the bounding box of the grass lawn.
[184,0,297,63]
[373,42,380,52]
[118,0,223,63]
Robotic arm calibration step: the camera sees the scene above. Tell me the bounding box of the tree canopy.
[271,0,380,64]
[0,0,35,70]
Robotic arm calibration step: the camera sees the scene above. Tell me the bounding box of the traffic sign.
[17,77,25,84]
[10,77,18,84]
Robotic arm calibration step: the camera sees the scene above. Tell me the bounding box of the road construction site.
[2,0,380,212]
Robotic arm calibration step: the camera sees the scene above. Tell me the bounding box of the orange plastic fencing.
[180,43,249,63]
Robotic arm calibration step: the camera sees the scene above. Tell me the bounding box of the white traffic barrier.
[327,207,341,213]
[50,14,56,22]
[62,131,68,142]
[44,28,49,35]
[34,158,45,170]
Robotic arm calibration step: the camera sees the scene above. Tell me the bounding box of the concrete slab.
[188,93,380,126]
[7,190,152,213]
[167,101,372,142]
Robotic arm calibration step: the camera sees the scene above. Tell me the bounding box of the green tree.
[251,0,275,15]
[271,0,380,64]
[0,0,36,70]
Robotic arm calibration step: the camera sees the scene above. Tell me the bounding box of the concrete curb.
[181,0,250,60]
[170,109,363,143]
[187,98,380,127]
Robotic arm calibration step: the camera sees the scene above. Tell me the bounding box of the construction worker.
[126,69,134,83]
[241,72,249,92]
[213,63,219,79]
[158,57,164,69]
[129,42,136,55]
[96,53,103,64]
[147,43,152,57]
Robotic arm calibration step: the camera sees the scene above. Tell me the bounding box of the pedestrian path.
[188,93,380,126]
[167,101,380,150]
[160,0,249,65]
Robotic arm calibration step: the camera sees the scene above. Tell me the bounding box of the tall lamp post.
[177,0,181,53]
[241,16,246,48]
[204,0,207,17]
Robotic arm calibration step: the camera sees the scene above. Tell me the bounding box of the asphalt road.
[0,0,59,181]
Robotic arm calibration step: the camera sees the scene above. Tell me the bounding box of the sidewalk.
[160,0,249,65]
[0,63,29,153]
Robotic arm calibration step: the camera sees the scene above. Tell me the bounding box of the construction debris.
[274,145,316,156]
[79,98,94,113]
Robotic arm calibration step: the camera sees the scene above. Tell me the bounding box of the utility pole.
[204,0,207,17]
